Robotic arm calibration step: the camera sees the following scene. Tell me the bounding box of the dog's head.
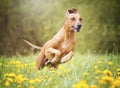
[65,8,82,32]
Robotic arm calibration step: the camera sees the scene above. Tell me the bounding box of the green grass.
[0,53,120,88]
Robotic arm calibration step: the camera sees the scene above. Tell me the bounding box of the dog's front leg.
[45,48,61,64]
[60,51,74,63]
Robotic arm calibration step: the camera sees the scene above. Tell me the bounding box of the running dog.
[24,8,82,70]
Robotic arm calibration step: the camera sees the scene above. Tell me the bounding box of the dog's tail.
[23,39,42,50]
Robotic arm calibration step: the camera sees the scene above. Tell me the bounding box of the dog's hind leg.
[36,49,45,70]
[60,51,74,63]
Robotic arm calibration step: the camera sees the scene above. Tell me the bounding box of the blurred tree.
[0,0,119,56]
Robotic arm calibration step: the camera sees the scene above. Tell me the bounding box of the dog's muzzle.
[72,23,82,32]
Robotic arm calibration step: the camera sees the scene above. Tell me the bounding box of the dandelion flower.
[117,69,120,76]
[111,78,120,88]
[4,72,16,77]
[100,79,106,85]
[100,76,114,85]
[117,69,120,72]
[108,61,113,65]
[14,74,27,84]
[95,76,99,80]
[66,69,71,74]
[35,78,42,83]
[91,84,98,88]
[5,81,10,87]
[59,65,65,71]
[0,62,2,66]
[94,65,98,69]
[83,72,89,76]
[7,78,13,83]
[74,80,89,88]
[103,70,112,77]
[29,85,35,88]
[98,61,103,64]
[50,67,56,73]
[29,79,35,85]
[96,70,101,74]
[117,72,120,76]
[48,78,52,82]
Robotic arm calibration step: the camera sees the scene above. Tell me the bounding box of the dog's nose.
[78,24,81,28]
[77,23,82,28]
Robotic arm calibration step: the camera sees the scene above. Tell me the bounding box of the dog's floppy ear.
[66,8,78,17]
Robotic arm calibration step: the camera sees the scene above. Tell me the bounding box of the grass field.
[0,53,120,88]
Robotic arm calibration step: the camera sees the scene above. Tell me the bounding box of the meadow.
[0,53,120,88]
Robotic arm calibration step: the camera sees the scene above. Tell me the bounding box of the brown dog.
[24,8,82,70]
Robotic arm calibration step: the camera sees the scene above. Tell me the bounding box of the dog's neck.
[62,25,75,40]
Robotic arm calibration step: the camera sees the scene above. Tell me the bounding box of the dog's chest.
[61,39,72,49]
[61,42,67,49]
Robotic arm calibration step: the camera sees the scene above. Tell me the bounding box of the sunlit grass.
[0,53,120,88]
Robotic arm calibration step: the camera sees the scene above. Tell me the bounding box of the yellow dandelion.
[108,61,113,65]
[7,78,13,83]
[17,69,20,72]
[29,79,35,85]
[0,80,1,83]
[29,67,34,70]
[33,62,36,65]
[103,70,112,77]
[96,70,101,74]
[59,65,65,71]
[0,62,2,66]
[4,72,16,77]
[117,69,120,76]
[95,76,99,80]
[50,67,56,73]
[23,78,28,81]
[74,80,89,88]
[98,60,103,64]
[48,78,52,82]
[100,76,114,85]
[8,60,15,65]
[35,78,42,83]
[66,69,71,74]
[24,63,28,67]
[118,77,120,80]
[111,78,120,88]
[117,69,120,72]
[117,72,120,77]
[14,74,27,84]
[100,79,106,85]
[94,65,98,69]
[91,84,98,88]
[29,85,35,88]
[83,72,89,76]
[5,81,10,87]
[45,76,49,79]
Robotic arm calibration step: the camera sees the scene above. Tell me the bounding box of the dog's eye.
[71,17,76,21]
[79,18,82,21]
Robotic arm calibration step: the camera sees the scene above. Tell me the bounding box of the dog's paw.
[45,60,51,65]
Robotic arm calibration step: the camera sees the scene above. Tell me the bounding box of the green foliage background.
[0,0,119,55]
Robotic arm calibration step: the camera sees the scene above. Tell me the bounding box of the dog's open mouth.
[72,26,81,32]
